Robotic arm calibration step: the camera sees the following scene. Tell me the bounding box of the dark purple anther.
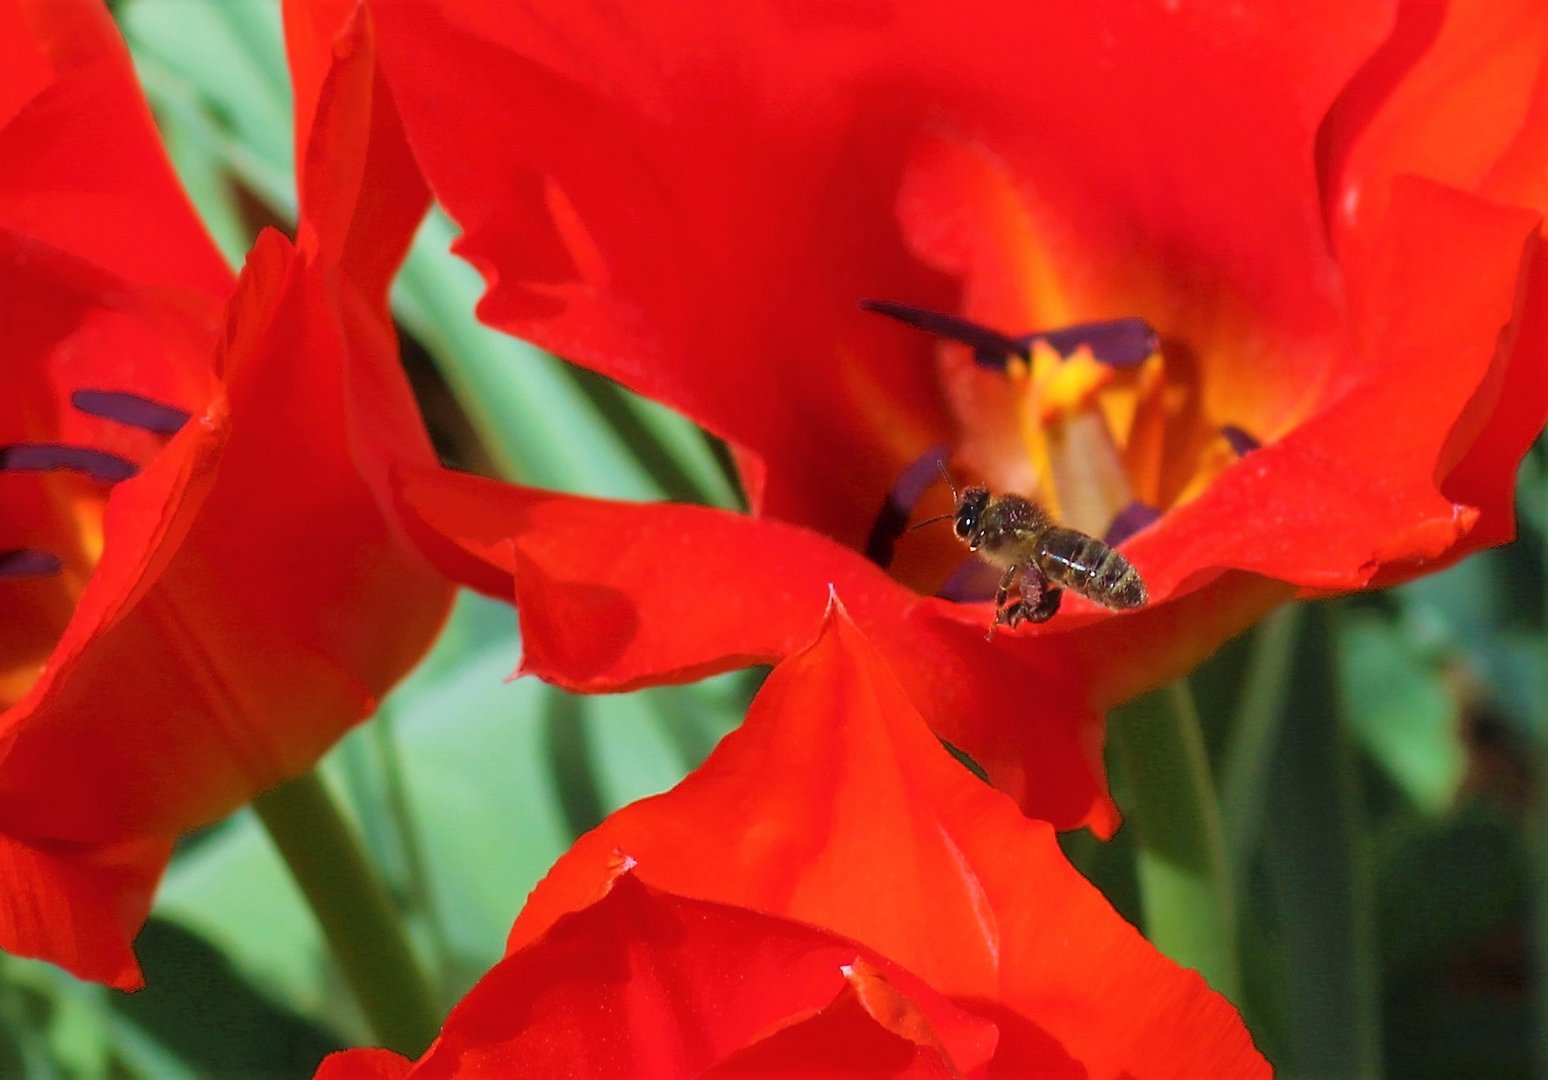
[1023,317,1159,369]
[71,389,191,435]
[937,556,1001,604]
[0,444,138,482]
[860,300,1030,369]
[865,443,951,568]
[1104,501,1162,547]
[1221,425,1260,456]
[861,298,1158,372]
[0,549,63,579]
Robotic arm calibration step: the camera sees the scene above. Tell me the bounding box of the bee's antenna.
[907,512,954,533]
[905,457,962,533]
[935,459,960,504]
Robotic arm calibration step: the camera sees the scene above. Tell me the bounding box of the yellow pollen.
[1037,349,1115,423]
[72,492,107,571]
[1013,341,1144,535]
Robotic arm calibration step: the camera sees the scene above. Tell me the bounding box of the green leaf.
[1107,681,1239,1003]
[1258,603,1381,1080]
[0,956,201,1080]
[1483,631,1548,737]
[140,93,251,268]
[112,920,341,1077]
[1394,555,1504,656]
[1379,804,1530,1080]
[153,812,340,1036]
[1336,611,1466,815]
[118,0,295,222]
[1219,603,1302,897]
[1376,806,1523,977]
[1516,438,1547,542]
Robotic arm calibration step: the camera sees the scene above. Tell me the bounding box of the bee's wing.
[937,555,1002,603]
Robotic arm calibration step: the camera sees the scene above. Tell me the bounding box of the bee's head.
[953,487,990,547]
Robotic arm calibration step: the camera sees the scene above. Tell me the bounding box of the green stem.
[541,692,607,841]
[1261,603,1380,1078]
[1537,743,1548,1077]
[1109,679,1240,1002]
[1531,437,1548,1079]
[373,714,457,995]
[253,772,440,1057]
[1219,603,1303,899]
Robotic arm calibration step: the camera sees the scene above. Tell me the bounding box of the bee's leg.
[1024,584,1063,623]
[1002,566,1062,629]
[993,564,1020,611]
[986,564,1022,641]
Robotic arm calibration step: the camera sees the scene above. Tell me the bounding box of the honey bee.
[916,464,1148,637]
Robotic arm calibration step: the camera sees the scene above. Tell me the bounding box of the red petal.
[506,605,1266,1078]
[1322,0,1548,250]
[1,232,449,847]
[0,0,229,296]
[0,3,50,129]
[314,1048,414,1080]
[400,467,1115,831]
[285,0,429,300]
[0,834,168,989]
[1438,239,1547,554]
[368,0,958,544]
[396,874,996,1078]
[0,0,229,984]
[0,230,222,716]
[1108,177,1539,598]
[700,960,969,1080]
[0,1,450,985]
[1318,0,1548,559]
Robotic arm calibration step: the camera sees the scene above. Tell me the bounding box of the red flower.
[317,604,1268,1078]
[0,1,449,986]
[370,0,1548,832]
[319,876,1008,1080]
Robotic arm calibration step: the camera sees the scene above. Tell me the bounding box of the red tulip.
[317,603,1267,1078]
[317,875,1007,1080]
[0,0,449,987]
[370,0,1548,832]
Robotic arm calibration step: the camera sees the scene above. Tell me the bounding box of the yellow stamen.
[1037,349,1115,424]
[1015,340,1137,535]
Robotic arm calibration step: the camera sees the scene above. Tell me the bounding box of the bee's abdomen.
[1035,528,1148,610]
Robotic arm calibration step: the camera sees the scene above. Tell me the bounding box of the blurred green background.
[1,3,1542,1076]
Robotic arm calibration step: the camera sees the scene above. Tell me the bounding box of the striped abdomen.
[1032,527,1148,610]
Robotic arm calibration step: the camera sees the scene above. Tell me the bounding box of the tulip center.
[1007,339,1141,537]
[862,301,1258,602]
[1,390,190,708]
